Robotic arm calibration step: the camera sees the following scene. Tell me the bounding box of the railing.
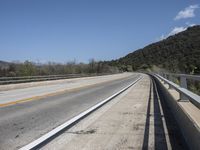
[155,73,200,109]
[0,74,68,81]
[160,73,200,89]
[0,74,79,84]
[0,73,113,85]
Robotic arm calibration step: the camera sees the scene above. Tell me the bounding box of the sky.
[0,0,200,63]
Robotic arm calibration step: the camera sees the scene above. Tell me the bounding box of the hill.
[0,61,10,69]
[107,25,200,74]
[1,26,200,76]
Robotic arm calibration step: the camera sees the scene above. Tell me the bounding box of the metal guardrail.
[0,74,81,85]
[160,73,200,89]
[0,73,113,85]
[0,75,68,81]
[158,73,200,99]
[155,74,200,109]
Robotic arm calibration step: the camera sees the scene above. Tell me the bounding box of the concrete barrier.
[153,76,200,150]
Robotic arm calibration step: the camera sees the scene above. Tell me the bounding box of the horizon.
[1,25,199,65]
[0,0,200,63]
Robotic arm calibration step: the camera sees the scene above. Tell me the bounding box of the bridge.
[0,73,199,150]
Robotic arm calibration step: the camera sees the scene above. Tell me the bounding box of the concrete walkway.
[43,75,187,150]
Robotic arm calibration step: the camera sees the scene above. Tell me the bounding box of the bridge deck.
[0,73,132,106]
[43,75,188,150]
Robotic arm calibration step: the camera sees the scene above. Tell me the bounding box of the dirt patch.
[67,129,97,135]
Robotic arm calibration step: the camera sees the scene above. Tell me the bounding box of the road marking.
[0,86,90,107]
[0,78,126,107]
[19,75,143,150]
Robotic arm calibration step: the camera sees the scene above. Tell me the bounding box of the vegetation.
[106,25,200,74]
[0,60,120,77]
[1,26,200,78]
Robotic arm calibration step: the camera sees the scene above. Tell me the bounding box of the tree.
[19,61,36,76]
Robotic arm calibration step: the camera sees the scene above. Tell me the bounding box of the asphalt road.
[0,74,140,150]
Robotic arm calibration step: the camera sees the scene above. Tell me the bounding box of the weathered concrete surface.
[43,74,187,150]
[155,76,200,150]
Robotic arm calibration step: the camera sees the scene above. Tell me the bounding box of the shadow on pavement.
[142,77,188,150]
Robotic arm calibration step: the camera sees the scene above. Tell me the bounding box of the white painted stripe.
[19,75,143,150]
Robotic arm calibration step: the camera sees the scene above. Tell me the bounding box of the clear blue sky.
[0,0,199,63]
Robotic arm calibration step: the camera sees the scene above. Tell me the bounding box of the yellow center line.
[0,84,96,108]
[0,76,132,108]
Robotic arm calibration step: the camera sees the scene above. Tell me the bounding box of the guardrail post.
[163,74,167,84]
[163,74,168,84]
[168,75,173,89]
[166,74,169,80]
[180,76,188,100]
[161,73,165,83]
[180,76,187,89]
[164,74,167,79]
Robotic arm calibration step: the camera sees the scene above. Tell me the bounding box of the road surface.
[0,73,139,150]
[43,74,188,150]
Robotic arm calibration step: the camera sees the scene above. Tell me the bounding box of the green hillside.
[108,25,200,74]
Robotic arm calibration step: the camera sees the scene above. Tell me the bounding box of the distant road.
[0,73,139,150]
[0,73,131,105]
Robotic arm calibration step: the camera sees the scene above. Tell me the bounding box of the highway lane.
[0,73,141,150]
[0,73,132,105]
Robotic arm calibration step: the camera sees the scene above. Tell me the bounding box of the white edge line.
[19,75,143,150]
